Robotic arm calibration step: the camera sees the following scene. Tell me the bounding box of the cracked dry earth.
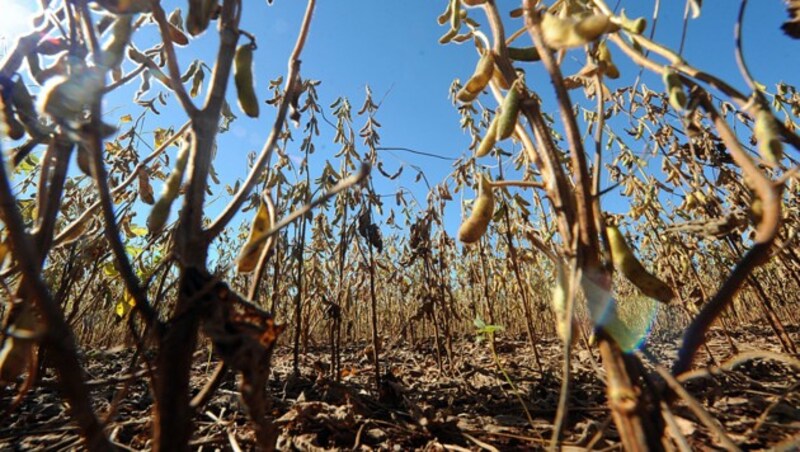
[0,325,798,451]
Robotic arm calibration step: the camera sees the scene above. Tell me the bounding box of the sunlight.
[0,0,35,44]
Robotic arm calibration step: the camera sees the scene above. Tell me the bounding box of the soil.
[1,325,798,451]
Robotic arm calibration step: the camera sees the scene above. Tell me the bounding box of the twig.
[149,0,198,115]
[375,146,456,161]
[205,0,316,240]
[733,0,757,92]
[85,100,160,336]
[672,96,781,376]
[49,121,190,250]
[237,163,370,263]
[0,145,112,450]
[648,362,742,451]
[489,179,544,190]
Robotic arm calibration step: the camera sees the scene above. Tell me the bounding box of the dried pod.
[606,225,674,303]
[147,136,191,235]
[507,46,541,62]
[187,0,216,36]
[596,41,620,79]
[99,15,132,70]
[464,51,495,93]
[137,168,155,205]
[616,10,647,34]
[234,44,259,118]
[496,79,522,140]
[574,14,612,41]
[168,23,189,46]
[662,69,686,111]
[39,69,104,123]
[475,118,497,158]
[542,13,611,49]
[456,51,495,103]
[458,174,495,243]
[754,107,783,165]
[450,0,461,29]
[492,64,511,90]
[237,194,275,273]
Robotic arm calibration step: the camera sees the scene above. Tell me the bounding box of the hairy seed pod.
[234,44,259,118]
[541,13,584,49]
[458,174,494,243]
[187,0,215,37]
[147,137,191,235]
[456,51,495,103]
[237,194,276,273]
[475,118,498,158]
[146,198,172,236]
[40,69,104,123]
[168,23,189,46]
[507,46,541,62]
[59,220,89,246]
[596,42,620,79]
[439,27,458,44]
[662,69,686,111]
[754,107,783,165]
[496,79,522,140]
[464,51,495,94]
[99,15,132,70]
[492,64,511,90]
[574,14,612,41]
[137,168,155,205]
[617,10,647,34]
[450,0,461,30]
[542,13,611,49]
[606,225,674,303]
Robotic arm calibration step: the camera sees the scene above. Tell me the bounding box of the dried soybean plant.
[0,0,385,450]
[438,0,799,449]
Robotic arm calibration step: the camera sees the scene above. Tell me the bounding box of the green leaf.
[128,224,147,238]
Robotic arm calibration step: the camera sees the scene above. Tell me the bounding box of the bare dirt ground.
[1,325,798,451]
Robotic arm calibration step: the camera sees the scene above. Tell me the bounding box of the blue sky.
[1,0,798,241]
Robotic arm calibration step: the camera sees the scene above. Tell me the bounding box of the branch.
[482,0,576,245]
[149,0,198,116]
[0,144,112,451]
[524,7,600,265]
[85,102,160,328]
[734,0,757,92]
[607,30,800,160]
[32,136,73,260]
[205,0,317,240]
[236,163,369,262]
[672,96,781,376]
[48,121,191,250]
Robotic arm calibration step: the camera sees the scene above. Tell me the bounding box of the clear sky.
[1,0,799,241]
